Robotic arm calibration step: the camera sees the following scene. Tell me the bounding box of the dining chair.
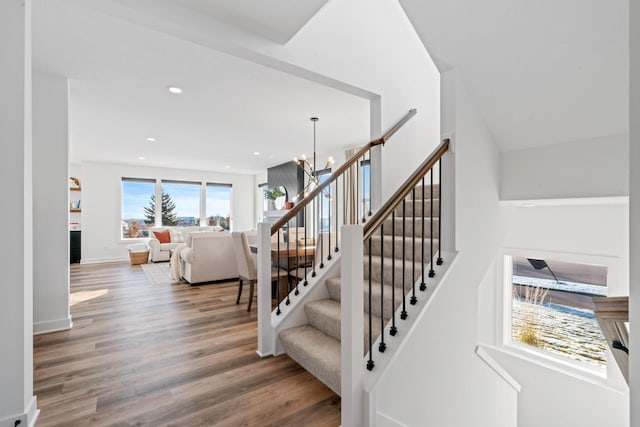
[231,231,288,311]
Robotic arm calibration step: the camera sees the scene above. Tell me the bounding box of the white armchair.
[180,232,239,284]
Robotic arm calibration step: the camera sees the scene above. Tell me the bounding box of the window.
[161,180,201,226]
[509,256,608,368]
[361,159,370,216]
[206,183,232,230]
[121,178,155,239]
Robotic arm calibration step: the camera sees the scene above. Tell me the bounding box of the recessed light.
[167,86,182,94]
[253,151,261,156]
[146,137,156,142]
[521,203,537,207]
[138,156,145,160]
[225,165,231,168]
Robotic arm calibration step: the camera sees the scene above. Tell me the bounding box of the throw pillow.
[169,228,184,243]
[153,229,171,243]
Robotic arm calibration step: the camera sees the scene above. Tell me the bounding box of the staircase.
[279,183,440,395]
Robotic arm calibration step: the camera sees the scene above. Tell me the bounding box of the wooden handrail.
[363,138,449,241]
[271,109,418,234]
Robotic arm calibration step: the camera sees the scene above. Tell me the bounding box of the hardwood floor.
[34,262,340,426]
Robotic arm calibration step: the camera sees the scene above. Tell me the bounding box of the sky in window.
[206,185,232,217]
[122,181,154,219]
[162,182,201,218]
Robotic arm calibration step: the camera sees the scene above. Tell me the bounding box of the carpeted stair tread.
[410,184,440,200]
[365,255,425,288]
[394,199,440,217]
[381,217,440,238]
[367,234,440,262]
[326,277,403,320]
[279,325,342,395]
[305,299,384,349]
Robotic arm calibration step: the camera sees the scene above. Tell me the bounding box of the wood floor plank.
[34,262,340,426]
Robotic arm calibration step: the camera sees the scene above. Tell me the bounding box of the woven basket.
[129,250,149,265]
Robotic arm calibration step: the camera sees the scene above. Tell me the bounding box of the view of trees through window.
[510,256,608,368]
[121,178,232,238]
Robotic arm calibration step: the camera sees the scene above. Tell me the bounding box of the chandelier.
[293,117,334,201]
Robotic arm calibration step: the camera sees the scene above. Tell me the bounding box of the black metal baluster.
[286,225,291,305]
[401,200,407,320]
[319,193,324,269]
[276,236,281,315]
[437,157,443,266]
[327,182,332,261]
[429,169,435,278]
[367,238,374,371]
[390,211,397,335]
[335,177,339,253]
[312,196,317,278]
[379,224,386,353]
[410,188,417,305]
[420,176,426,291]
[303,207,308,286]
[294,223,300,295]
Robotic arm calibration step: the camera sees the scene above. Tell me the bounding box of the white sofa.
[147,226,218,262]
[180,231,238,284]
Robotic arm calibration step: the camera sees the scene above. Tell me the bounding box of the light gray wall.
[33,71,72,334]
[0,0,37,424]
[500,133,629,201]
[630,0,639,423]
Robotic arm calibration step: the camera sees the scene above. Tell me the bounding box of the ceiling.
[399,0,629,151]
[173,0,329,44]
[33,0,369,174]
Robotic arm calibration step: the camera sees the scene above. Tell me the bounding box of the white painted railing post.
[341,225,364,427]
[257,222,274,357]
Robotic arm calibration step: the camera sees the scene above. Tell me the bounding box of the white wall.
[32,71,72,334]
[81,162,255,263]
[630,0,639,423]
[500,133,629,201]
[375,71,517,427]
[481,203,630,427]
[0,0,38,425]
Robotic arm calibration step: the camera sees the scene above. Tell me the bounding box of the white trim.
[33,316,73,335]
[0,396,39,427]
[475,344,522,392]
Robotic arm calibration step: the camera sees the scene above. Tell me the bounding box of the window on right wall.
[509,256,608,368]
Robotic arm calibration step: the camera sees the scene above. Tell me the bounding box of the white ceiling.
[173,0,329,44]
[33,0,369,174]
[399,0,629,151]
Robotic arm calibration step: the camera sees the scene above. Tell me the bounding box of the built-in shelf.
[70,209,81,213]
[70,187,81,191]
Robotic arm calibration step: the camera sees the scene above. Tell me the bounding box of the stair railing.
[340,138,450,425]
[259,109,417,318]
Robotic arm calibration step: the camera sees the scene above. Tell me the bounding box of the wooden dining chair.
[231,231,288,312]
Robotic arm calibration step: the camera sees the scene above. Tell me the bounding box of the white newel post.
[256,222,275,357]
[341,225,364,427]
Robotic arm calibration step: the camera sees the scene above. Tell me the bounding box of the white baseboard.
[80,256,128,265]
[0,396,39,427]
[33,316,73,335]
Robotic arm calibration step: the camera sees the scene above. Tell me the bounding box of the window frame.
[205,182,233,230]
[497,247,625,387]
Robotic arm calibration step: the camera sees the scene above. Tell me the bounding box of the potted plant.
[264,187,285,200]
